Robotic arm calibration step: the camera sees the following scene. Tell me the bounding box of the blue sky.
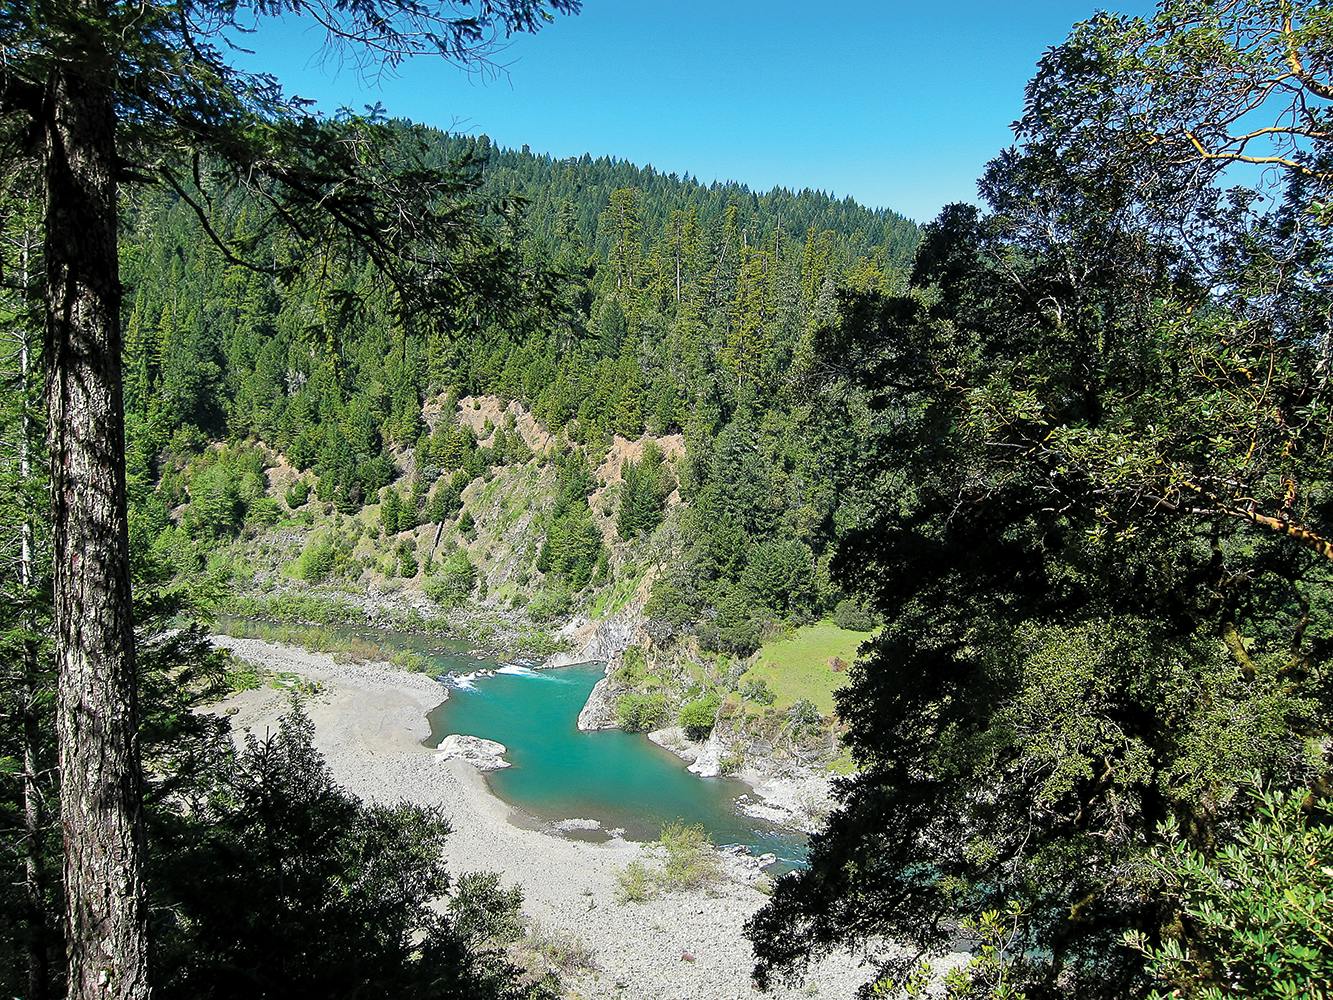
[236,1,1150,223]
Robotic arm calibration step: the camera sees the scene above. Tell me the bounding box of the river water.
[232,620,809,867]
[423,661,808,868]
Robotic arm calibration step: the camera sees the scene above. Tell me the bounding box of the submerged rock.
[552,817,602,832]
[436,734,511,770]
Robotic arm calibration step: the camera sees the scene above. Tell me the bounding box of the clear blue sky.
[236,1,1150,223]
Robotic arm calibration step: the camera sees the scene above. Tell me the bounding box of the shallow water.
[226,619,809,867]
[424,661,808,868]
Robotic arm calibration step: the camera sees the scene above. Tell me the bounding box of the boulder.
[436,734,511,771]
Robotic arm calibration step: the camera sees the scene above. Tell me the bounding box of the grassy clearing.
[739,620,870,716]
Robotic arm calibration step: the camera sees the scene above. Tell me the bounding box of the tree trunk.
[19,225,50,1000]
[43,30,152,1000]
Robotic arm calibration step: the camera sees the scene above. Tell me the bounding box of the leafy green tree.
[678,694,721,742]
[615,692,669,732]
[741,538,816,618]
[748,4,1333,997]
[537,457,604,589]
[381,488,405,535]
[424,549,478,607]
[284,480,311,510]
[149,706,545,1000]
[1127,785,1333,1000]
[0,2,580,990]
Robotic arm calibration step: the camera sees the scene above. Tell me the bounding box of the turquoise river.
[424,660,808,869]
[243,622,811,868]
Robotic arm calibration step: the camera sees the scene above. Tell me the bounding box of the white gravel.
[209,635,879,999]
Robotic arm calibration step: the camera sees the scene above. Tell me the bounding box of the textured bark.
[43,26,152,1000]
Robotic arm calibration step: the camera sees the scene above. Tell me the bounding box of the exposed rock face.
[734,766,834,834]
[545,609,641,670]
[547,588,654,731]
[576,676,622,731]
[686,731,729,778]
[646,726,699,762]
[436,734,511,770]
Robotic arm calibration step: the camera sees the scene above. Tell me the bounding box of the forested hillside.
[5,1,1332,999]
[120,128,914,674]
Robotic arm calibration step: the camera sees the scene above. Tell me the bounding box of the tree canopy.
[747,2,1333,997]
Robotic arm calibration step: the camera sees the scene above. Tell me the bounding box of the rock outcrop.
[576,675,622,730]
[436,734,511,770]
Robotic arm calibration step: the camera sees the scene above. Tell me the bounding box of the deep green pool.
[424,662,808,868]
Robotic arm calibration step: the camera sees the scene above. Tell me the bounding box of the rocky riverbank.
[208,635,877,1000]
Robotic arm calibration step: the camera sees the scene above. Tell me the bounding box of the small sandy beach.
[209,635,874,1000]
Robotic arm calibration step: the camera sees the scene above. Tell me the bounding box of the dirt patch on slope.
[594,433,685,485]
[449,395,554,455]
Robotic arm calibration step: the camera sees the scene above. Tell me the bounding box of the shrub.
[245,496,281,529]
[182,461,245,538]
[612,645,647,685]
[615,860,654,903]
[679,694,721,742]
[740,677,777,706]
[706,584,763,655]
[833,597,877,632]
[448,871,524,951]
[292,534,343,582]
[521,922,596,974]
[389,650,432,673]
[225,661,264,692]
[423,549,477,607]
[788,699,823,729]
[526,586,572,624]
[615,692,668,732]
[658,821,722,892]
[741,538,816,617]
[1128,785,1333,1000]
[395,541,419,578]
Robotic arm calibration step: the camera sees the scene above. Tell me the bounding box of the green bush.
[658,821,722,892]
[679,694,721,741]
[705,584,763,655]
[245,496,281,529]
[423,549,477,607]
[225,661,264,692]
[395,540,418,578]
[520,922,595,974]
[284,479,311,509]
[615,692,668,732]
[740,677,777,706]
[1128,785,1333,1000]
[613,645,647,684]
[389,650,432,673]
[448,871,524,950]
[615,860,653,903]
[182,462,245,539]
[833,598,877,632]
[788,699,823,729]
[526,586,572,624]
[292,532,352,582]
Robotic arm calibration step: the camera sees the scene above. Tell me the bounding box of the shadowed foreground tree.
[748,2,1333,998]
[0,1,577,996]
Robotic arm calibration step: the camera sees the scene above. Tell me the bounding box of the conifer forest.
[0,2,1331,999]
